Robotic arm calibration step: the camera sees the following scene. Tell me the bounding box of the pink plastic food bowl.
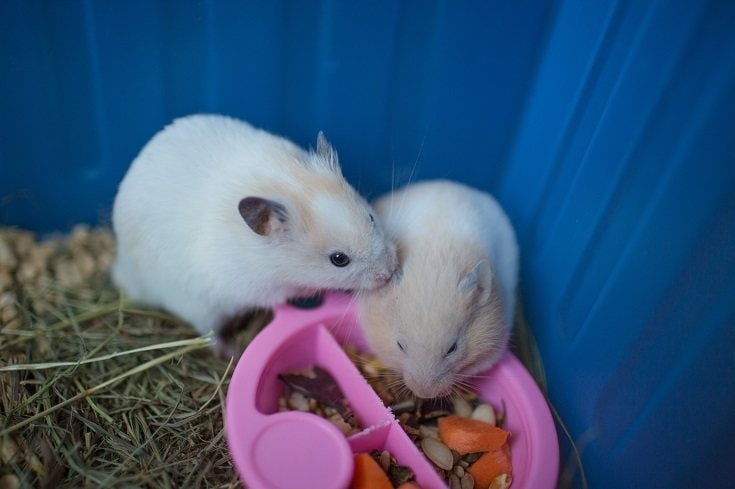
[225,292,559,489]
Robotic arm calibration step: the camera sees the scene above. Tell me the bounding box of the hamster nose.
[374,270,392,285]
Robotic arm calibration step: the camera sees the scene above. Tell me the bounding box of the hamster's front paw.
[287,293,324,309]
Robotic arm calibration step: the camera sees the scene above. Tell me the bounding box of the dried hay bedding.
[0,225,267,488]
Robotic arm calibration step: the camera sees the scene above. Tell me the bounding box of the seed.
[471,403,496,426]
[327,413,353,435]
[453,396,472,418]
[390,399,416,414]
[419,424,439,440]
[489,473,511,489]
[420,437,454,470]
[379,450,391,472]
[448,473,461,489]
[308,398,318,411]
[453,465,465,477]
[286,392,310,412]
[460,472,475,489]
[419,398,453,418]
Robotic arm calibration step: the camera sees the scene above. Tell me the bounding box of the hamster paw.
[287,293,324,309]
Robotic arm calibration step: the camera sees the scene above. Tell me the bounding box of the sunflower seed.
[449,473,462,489]
[460,472,475,489]
[453,396,473,418]
[420,437,454,470]
[419,424,439,440]
[379,450,391,472]
[489,473,511,489]
[286,392,310,412]
[471,403,496,426]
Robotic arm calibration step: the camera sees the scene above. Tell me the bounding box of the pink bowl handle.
[226,293,357,489]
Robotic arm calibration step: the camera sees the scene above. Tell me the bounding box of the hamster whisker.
[382,377,409,390]
[392,121,428,225]
[398,386,416,403]
[335,291,361,341]
[345,351,371,367]
[372,371,403,380]
[389,143,397,222]
[449,386,465,404]
[454,372,489,380]
[452,377,479,394]
[407,122,426,188]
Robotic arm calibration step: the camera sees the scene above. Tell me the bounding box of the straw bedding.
[0,225,270,488]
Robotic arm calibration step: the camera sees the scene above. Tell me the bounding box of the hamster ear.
[458,260,492,304]
[316,131,340,171]
[238,197,288,237]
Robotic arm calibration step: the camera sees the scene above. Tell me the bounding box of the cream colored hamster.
[358,180,518,398]
[112,114,397,342]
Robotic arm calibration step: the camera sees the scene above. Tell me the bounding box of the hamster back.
[112,114,397,340]
[358,180,518,399]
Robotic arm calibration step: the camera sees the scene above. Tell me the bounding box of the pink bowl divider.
[225,292,559,489]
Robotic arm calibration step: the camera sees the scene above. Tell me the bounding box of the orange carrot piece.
[351,453,393,489]
[468,444,513,489]
[437,415,510,454]
[396,482,422,489]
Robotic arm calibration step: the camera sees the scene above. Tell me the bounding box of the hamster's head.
[237,132,397,292]
[359,255,509,399]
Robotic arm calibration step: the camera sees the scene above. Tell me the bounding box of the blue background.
[2,1,734,487]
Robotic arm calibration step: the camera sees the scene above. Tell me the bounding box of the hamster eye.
[330,252,351,267]
[446,341,458,356]
[369,213,375,224]
[397,341,406,353]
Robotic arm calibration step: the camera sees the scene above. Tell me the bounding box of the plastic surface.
[3,2,735,487]
[225,292,559,489]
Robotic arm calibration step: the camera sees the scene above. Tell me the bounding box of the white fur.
[112,114,397,335]
[358,180,519,398]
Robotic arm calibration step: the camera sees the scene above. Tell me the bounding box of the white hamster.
[358,180,519,398]
[112,114,397,343]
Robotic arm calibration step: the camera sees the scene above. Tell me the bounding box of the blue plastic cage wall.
[2,1,734,487]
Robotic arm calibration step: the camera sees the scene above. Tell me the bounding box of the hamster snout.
[404,371,452,399]
[373,270,393,287]
[368,240,398,288]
